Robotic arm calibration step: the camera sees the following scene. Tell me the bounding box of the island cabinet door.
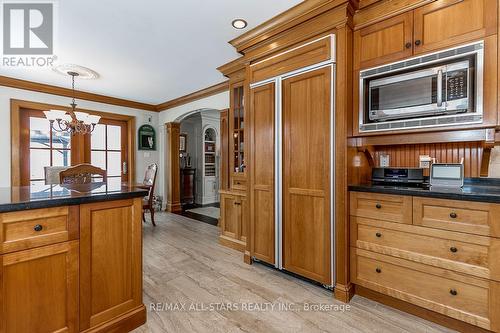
[0,241,79,333]
[79,198,143,331]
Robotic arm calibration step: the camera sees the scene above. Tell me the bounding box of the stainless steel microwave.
[359,42,484,132]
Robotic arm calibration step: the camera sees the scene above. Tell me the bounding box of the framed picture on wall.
[138,124,156,151]
[179,134,187,153]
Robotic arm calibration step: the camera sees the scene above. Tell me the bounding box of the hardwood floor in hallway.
[134,212,454,333]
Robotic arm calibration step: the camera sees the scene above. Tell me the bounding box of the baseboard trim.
[81,305,147,333]
[219,236,246,252]
[334,283,354,303]
[355,285,491,333]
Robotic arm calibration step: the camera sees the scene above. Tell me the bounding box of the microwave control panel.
[446,69,468,101]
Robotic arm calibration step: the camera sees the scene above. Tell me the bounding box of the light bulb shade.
[74,111,89,121]
[44,110,67,121]
[86,115,101,124]
[61,114,73,122]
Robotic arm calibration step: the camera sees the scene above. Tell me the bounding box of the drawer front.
[350,192,412,224]
[352,217,494,279]
[413,197,499,237]
[232,178,247,191]
[1,207,76,253]
[351,248,491,329]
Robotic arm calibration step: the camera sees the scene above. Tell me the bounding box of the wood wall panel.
[373,142,484,178]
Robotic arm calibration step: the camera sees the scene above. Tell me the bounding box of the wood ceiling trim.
[156,81,229,111]
[229,0,358,53]
[0,75,158,111]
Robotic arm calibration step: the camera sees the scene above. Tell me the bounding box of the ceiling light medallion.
[44,71,101,135]
[232,19,247,29]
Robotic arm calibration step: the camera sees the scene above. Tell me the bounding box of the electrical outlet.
[380,154,390,167]
[419,155,432,168]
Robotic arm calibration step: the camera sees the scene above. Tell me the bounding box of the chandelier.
[43,71,100,135]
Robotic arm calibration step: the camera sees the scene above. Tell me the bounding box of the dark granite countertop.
[0,182,149,213]
[349,178,500,204]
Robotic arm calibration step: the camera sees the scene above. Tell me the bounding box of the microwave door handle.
[437,69,443,107]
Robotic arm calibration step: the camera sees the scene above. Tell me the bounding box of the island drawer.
[351,216,500,280]
[413,197,500,238]
[0,206,78,253]
[351,248,496,330]
[350,192,412,224]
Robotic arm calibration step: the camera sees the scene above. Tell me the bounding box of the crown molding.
[156,81,229,111]
[217,57,247,77]
[229,0,358,53]
[0,75,158,111]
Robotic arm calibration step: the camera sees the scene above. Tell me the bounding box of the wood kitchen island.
[0,182,148,333]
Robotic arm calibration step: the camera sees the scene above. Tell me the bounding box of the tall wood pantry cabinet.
[218,65,249,253]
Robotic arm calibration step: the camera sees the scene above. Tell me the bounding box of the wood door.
[354,12,413,70]
[19,109,76,186]
[249,83,275,265]
[220,193,238,240]
[413,0,497,55]
[1,241,79,333]
[86,118,129,184]
[282,67,331,284]
[79,198,142,331]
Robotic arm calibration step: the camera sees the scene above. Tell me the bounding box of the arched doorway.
[164,108,225,225]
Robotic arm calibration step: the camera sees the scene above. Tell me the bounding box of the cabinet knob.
[449,289,458,296]
[376,268,382,273]
[376,232,382,238]
[405,42,412,49]
[450,212,457,219]
[450,247,458,253]
[33,224,43,232]
[376,203,382,209]
[415,39,422,46]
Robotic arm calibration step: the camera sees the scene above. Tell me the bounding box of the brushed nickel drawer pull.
[450,212,457,219]
[376,203,382,209]
[375,232,382,238]
[33,224,43,232]
[450,247,458,253]
[449,289,458,296]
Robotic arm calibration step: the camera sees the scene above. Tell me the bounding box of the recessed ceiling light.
[232,19,247,30]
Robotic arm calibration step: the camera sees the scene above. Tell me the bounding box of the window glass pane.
[52,130,71,149]
[107,125,121,150]
[91,151,106,170]
[30,117,50,148]
[30,180,45,187]
[91,124,106,150]
[107,151,121,177]
[52,149,71,167]
[107,176,122,189]
[30,149,50,180]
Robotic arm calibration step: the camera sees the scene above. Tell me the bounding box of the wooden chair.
[139,164,158,226]
[59,164,107,184]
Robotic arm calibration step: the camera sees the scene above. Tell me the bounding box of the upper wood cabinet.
[354,0,497,69]
[354,12,413,70]
[413,0,497,55]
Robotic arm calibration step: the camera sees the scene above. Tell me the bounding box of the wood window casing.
[11,99,136,187]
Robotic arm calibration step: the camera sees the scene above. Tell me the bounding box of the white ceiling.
[0,0,302,105]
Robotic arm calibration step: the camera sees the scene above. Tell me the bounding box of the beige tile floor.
[134,212,455,333]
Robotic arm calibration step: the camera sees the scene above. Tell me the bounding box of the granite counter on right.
[348,178,500,332]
